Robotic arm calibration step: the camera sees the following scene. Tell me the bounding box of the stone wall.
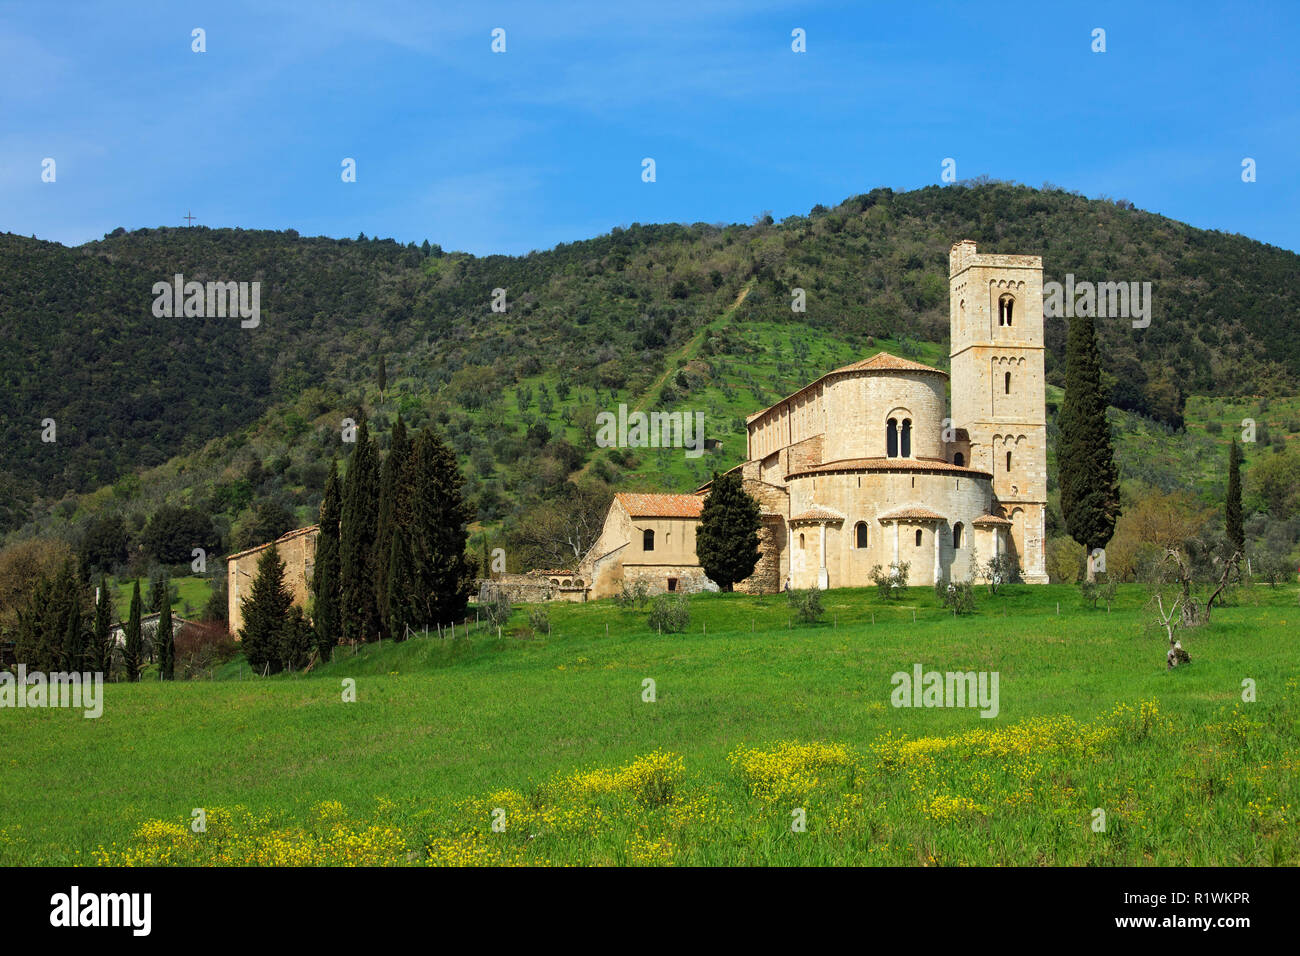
[226,526,319,637]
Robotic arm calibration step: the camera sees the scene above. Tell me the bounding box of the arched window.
[855,522,869,549]
[1005,371,1011,394]
[953,522,963,549]
[1006,450,1012,472]
[799,533,805,549]
[901,419,912,458]
[953,452,965,467]
[643,529,655,551]
[886,418,898,458]
[998,293,1014,327]
[915,529,923,547]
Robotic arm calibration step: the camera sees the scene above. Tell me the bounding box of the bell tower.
[949,240,1048,583]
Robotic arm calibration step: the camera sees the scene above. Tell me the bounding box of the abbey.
[576,240,1050,598]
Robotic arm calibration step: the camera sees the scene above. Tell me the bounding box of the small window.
[667,578,677,592]
[1005,371,1011,394]
[953,522,963,549]
[999,293,1015,327]
[886,418,898,458]
[643,529,655,551]
[1006,451,1012,472]
[954,452,965,467]
[915,529,923,547]
[855,522,868,549]
[799,533,805,549]
[901,419,912,458]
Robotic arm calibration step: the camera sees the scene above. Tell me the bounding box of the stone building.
[225,525,319,636]
[578,240,1049,597]
[478,570,590,605]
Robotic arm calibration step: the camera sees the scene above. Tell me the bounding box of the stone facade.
[225,525,319,637]
[478,571,589,604]
[578,239,1049,596]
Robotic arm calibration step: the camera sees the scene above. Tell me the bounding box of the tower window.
[886,418,898,458]
[953,522,963,549]
[901,419,912,458]
[954,452,965,466]
[643,529,655,551]
[1006,451,1012,472]
[799,533,805,549]
[855,522,869,549]
[998,293,1015,327]
[915,529,923,547]
[1005,371,1011,394]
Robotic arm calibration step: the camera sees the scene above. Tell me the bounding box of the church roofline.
[225,524,320,563]
[745,351,947,425]
[785,457,993,480]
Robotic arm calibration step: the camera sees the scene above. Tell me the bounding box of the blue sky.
[2,0,1297,254]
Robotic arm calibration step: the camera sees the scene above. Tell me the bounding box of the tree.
[123,579,143,681]
[386,528,416,640]
[311,459,342,660]
[1226,440,1244,558]
[239,545,292,675]
[230,499,296,552]
[157,599,174,680]
[1058,310,1121,580]
[93,576,113,677]
[79,514,128,575]
[377,355,387,395]
[141,505,217,564]
[147,567,176,614]
[202,574,228,629]
[340,414,382,643]
[374,417,410,637]
[695,470,761,592]
[408,427,473,626]
[279,606,314,672]
[507,478,613,570]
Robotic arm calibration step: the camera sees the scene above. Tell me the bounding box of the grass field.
[2,584,1296,866]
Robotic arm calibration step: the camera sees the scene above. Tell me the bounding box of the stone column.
[933,526,941,584]
[817,522,829,589]
[893,522,899,565]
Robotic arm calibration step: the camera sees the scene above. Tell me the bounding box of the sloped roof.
[878,506,945,522]
[747,351,948,424]
[615,492,705,518]
[786,458,992,480]
[790,506,846,524]
[226,524,320,562]
[972,513,1013,526]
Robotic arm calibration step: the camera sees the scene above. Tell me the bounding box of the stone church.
[576,240,1050,597]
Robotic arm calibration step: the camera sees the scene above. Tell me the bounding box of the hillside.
[3,182,1300,573]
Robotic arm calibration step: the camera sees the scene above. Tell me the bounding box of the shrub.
[983,554,1020,593]
[528,606,551,635]
[647,594,690,634]
[173,621,238,679]
[869,562,910,600]
[1079,578,1099,609]
[483,590,512,628]
[935,579,976,614]
[615,579,650,609]
[787,586,825,624]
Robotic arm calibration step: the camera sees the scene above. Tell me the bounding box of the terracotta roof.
[226,524,320,562]
[790,506,846,523]
[747,351,948,424]
[786,458,992,480]
[528,569,578,576]
[972,513,1013,526]
[829,352,947,376]
[615,492,705,518]
[878,506,945,522]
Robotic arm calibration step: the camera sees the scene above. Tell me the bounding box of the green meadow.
[1,584,1296,866]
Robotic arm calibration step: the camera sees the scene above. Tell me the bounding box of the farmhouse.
[225,525,319,636]
[576,240,1050,597]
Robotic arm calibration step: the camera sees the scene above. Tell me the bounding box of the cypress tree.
[340,415,382,643]
[1226,440,1244,557]
[374,417,410,637]
[1057,310,1120,580]
[93,577,113,678]
[158,597,174,680]
[377,355,387,395]
[386,528,416,641]
[240,545,292,675]
[408,427,473,626]
[696,470,762,591]
[312,459,343,661]
[124,579,143,681]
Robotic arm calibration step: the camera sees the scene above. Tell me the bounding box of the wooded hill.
[2,182,1298,554]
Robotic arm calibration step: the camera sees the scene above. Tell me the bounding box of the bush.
[935,579,976,614]
[983,554,1021,593]
[483,590,512,628]
[1079,578,1099,609]
[528,606,551,635]
[647,594,690,634]
[787,587,825,624]
[173,621,238,679]
[869,562,910,600]
[615,579,650,609]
